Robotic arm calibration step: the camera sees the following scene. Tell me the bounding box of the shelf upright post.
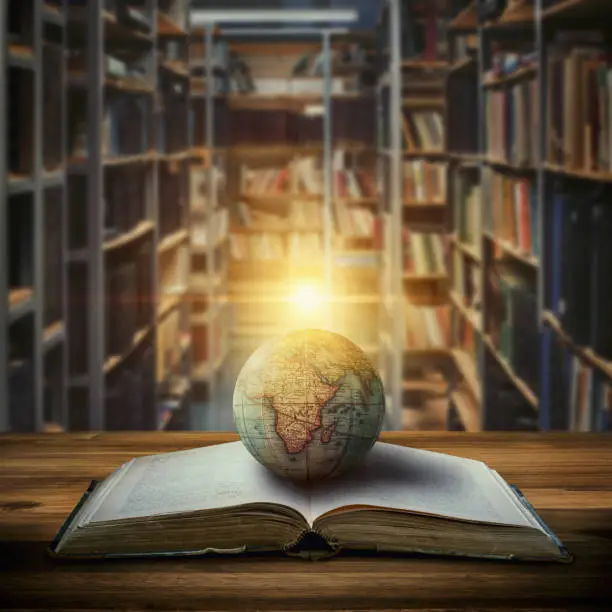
[148,0,159,431]
[86,2,106,430]
[33,0,44,431]
[389,0,403,430]
[184,0,194,429]
[477,24,489,430]
[0,0,8,430]
[59,0,69,428]
[204,23,218,428]
[322,29,333,328]
[535,0,550,430]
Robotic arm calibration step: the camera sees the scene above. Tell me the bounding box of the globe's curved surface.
[233,328,385,481]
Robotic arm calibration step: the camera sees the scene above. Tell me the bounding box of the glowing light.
[290,283,325,314]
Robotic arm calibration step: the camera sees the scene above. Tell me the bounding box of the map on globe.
[233,329,385,481]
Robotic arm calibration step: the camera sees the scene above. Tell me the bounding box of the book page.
[88,442,309,523]
[309,442,534,528]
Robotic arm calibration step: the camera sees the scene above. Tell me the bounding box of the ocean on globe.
[232,328,385,481]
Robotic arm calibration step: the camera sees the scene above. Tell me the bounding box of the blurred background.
[2,0,611,434]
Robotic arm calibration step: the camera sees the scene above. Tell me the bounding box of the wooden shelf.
[158,228,189,254]
[543,311,612,380]
[403,273,447,282]
[403,200,446,209]
[449,290,483,334]
[450,236,481,263]
[450,387,481,432]
[8,288,34,322]
[157,11,187,37]
[68,71,155,94]
[451,348,481,405]
[483,157,535,173]
[542,0,610,20]
[104,325,152,375]
[483,65,537,88]
[484,335,539,410]
[448,2,478,31]
[103,220,154,252]
[401,59,449,70]
[7,43,36,70]
[545,163,612,183]
[68,8,154,43]
[484,231,539,268]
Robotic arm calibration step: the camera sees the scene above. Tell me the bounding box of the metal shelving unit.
[2,0,68,432]
[376,0,403,430]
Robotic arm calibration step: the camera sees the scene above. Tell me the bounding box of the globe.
[232,328,385,481]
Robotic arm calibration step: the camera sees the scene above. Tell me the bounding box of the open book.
[50,441,571,562]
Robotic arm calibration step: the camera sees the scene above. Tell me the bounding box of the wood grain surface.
[1,432,611,611]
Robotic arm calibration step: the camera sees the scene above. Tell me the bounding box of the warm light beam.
[290,283,324,314]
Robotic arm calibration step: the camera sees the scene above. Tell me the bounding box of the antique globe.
[233,328,385,481]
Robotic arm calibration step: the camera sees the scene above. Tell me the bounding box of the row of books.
[157,305,189,384]
[106,342,156,431]
[334,203,378,239]
[229,232,322,262]
[102,166,149,240]
[159,164,188,240]
[488,260,539,397]
[192,208,229,250]
[484,79,538,167]
[190,166,225,213]
[402,110,444,152]
[159,245,189,300]
[44,189,64,328]
[405,302,450,349]
[485,51,537,83]
[235,200,321,232]
[452,251,482,311]
[104,242,153,360]
[552,189,612,359]
[547,43,612,173]
[403,230,447,275]
[455,181,482,252]
[403,161,447,203]
[548,335,612,432]
[484,171,538,259]
[158,74,189,155]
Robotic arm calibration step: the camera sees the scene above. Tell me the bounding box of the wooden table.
[1,432,612,611]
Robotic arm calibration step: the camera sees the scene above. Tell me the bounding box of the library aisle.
[2,0,612,434]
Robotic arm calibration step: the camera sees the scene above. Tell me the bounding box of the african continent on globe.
[232,328,385,481]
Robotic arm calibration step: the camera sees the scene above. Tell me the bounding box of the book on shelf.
[403,229,447,275]
[455,180,481,252]
[546,37,612,172]
[293,156,323,196]
[453,251,482,311]
[402,109,444,152]
[105,259,138,359]
[405,301,450,349]
[484,76,538,166]
[157,308,183,383]
[50,440,570,562]
[487,172,538,259]
[334,201,376,239]
[240,165,291,196]
[192,208,228,250]
[333,160,377,201]
[403,160,447,203]
[569,356,593,432]
[489,260,539,396]
[399,2,451,61]
[555,190,592,348]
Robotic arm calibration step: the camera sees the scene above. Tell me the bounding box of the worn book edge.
[48,481,572,562]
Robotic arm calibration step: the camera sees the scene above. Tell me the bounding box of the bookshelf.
[219,33,379,388]
[156,0,192,431]
[443,0,612,432]
[378,0,469,429]
[189,27,231,429]
[2,0,68,432]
